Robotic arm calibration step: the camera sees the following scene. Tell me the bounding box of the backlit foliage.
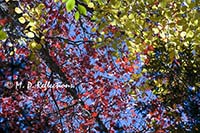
[0,0,200,132]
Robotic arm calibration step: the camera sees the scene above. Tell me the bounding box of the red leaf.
[83,37,88,41]
[84,104,89,110]
[145,58,150,64]
[156,129,165,133]
[84,119,94,126]
[99,67,104,72]
[92,53,98,58]
[125,66,134,72]
[110,130,115,133]
[90,94,95,99]
[123,57,128,63]
[0,18,8,26]
[147,45,154,51]
[131,110,136,117]
[92,112,98,117]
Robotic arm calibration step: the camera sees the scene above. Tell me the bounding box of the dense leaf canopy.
[0,0,199,132]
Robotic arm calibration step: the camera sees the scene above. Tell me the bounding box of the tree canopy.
[0,0,199,132]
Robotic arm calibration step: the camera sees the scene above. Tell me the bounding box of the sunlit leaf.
[186,30,194,38]
[186,0,192,4]
[15,7,23,14]
[37,3,45,10]
[0,30,7,40]
[78,4,87,15]
[29,41,42,50]
[159,1,167,8]
[180,31,186,38]
[18,17,26,24]
[152,28,159,34]
[66,0,75,12]
[75,11,80,21]
[9,51,14,56]
[26,32,35,38]
[82,0,89,4]
[88,2,94,8]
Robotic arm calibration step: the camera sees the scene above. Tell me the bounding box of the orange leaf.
[116,58,121,64]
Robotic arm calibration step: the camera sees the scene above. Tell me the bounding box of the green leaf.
[78,4,87,15]
[82,0,89,4]
[0,30,7,40]
[75,11,80,20]
[159,1,167,8]
[97,0,103,5]
[66,0,75,12]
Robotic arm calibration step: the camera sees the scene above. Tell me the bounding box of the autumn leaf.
[92,112,98,117]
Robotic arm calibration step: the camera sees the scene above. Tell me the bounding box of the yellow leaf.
[194,20,198,26]
[15,7,23,14]
[110,20,117,26]
[152,5,158,10]
[30,26,37,32]
[26,32,35,38]
[10,51,14,56]
[186,30,194,38]
[195,82,200,87]
[30,41,37,48]
[23,13,30,20]
[180,31,186,38]
[18,17,26,24]
[88,2,94,8]
[91,28,96,32]
[128,13,134,19]
[97,37,102,42]
[29,41,42,50]
[169,51,175,63]
[186,0,191,4]
[160,32,165,39]
[152,28,159,34]
[37,3,45,10]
